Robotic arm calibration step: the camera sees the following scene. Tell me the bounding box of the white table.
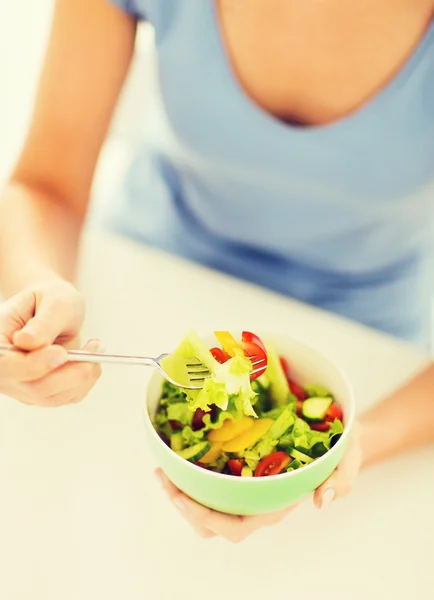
[0,232,433,600]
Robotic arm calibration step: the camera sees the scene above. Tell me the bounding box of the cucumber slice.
[241,466,253,477]
[289,448,314,464]
[170,432,184,452]
[301,397,333,422]
[177,442,211,463]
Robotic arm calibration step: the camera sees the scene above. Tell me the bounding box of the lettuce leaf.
[174,330,257,417]
[305,385,333,398]
[166,403,194,427]
[202,410,235,431]
[181,426,205,445]
[243,438,278,471]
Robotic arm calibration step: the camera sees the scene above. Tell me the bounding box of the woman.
[0,0,433,542]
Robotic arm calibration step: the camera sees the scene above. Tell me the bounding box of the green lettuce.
[305,385,333,398]
[181,426,205,445]
[174,330,257,417]
[167,403,194,427]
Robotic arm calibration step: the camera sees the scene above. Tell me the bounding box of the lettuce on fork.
[175,330,257,417]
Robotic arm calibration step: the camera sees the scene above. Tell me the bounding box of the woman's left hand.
[157,422,363,543]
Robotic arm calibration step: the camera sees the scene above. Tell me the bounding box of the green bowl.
[144,332,355,516]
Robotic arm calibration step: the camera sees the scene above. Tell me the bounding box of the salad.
[154,330,344,477]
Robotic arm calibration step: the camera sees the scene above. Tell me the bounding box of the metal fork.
[0,344,267,390]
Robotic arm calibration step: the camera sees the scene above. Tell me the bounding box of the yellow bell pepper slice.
[199,443,223,464]
[208,416,254,443]
[214,331,242,357]
[222,419,273,453]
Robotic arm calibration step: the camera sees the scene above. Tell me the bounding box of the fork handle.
[65,350,157,367]
[0,344,156,368]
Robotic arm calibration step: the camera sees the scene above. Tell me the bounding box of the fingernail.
[321,488,335,508]
[87,339,105,353]
[173,497,187,512]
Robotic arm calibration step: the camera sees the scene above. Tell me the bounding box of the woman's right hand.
[0,279,102,407]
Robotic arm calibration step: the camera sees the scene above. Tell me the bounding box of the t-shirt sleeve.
[108,0,148,20]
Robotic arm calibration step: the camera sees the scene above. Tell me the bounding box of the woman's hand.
[157,424,362,542]
[0,279,102,407]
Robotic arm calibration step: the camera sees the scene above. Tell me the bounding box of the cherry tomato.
[288,378,308,400]
[228,459,245,476]
[310,421,331,432]
[254,452,292,477]
[279,356,291,377]
[325,402,343,422]
[241,331,268,380]
[210,347,231,364]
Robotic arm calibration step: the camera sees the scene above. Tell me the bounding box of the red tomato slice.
[254,452,292,477]
[279,357,291,377]
[228,459,245,477]
[210,347,231,364]
[288,378,308,400]
[241,331,267,355]
[241,331,268,380]
[310,422,331,432]
[325,402,344,422]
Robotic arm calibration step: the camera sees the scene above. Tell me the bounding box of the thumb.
[13,295,72,350]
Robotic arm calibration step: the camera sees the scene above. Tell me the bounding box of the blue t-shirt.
[104,0,434,347]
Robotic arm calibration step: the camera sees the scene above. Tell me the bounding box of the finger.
[0,345,68,383]
[156,470,215,539]
[0,290,36,342]
[13,293,75,350]
[313,434,362,509]
[23,339,102,401]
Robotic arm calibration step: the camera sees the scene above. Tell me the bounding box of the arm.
[0,0,137,297]
[359,362,434,467]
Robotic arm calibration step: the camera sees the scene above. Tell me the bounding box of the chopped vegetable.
[325,402,344,422]
[222,419,273,453]
[255,452,292,477]
[208,416,254,442]
[241,331,268,380]
[301,397,333,422]
[153,329,345,478]
[210,347,231,364]
[199,443,223,464]
[288,378,308,400]
[214,331,242,357]
[263,340,290,406]
[228,459,245,476]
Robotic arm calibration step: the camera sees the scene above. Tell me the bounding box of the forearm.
[359,362,434,468]
[0,179,84,297]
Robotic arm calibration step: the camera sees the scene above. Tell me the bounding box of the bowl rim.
[144,332,356,484]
